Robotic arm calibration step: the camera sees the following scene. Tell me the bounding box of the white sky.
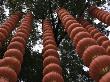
[32,23,43,53]
[3,5,9,16]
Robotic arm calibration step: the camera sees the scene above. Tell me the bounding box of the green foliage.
[5,0,106,19]
[59,35,94,82]
[18,48,43,82]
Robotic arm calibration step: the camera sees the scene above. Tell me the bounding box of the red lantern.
[70,27,86,41]
[76,38,97,57]
[90,29,99,37]
[82,22,90,28]
[97,36,109,45]
[17,28,29,35]
[93,32,104,40]
[87,27,95,32]
[62,16,74,26]
[43,33,54,39]
[1,25,11,32]
[1,57,21,74]
[101,40,110,49]
[82,45,106,67]
[99,72,110,82]
[0,67,17,82]
[43,29,53,33]
[85,25,92,30]
[14,32,28,40]
[0,32,6,43]
[43,44,57,52]
[106,47,110,55]
[43,30,53,34]
[60,12,69,20]
[3,49,23,63]
[43,36,55,43]
[101,13,109,23]
[0,77,9,82]
[3,23,12,28]
[0,28,8,37]
[89,55,110,81]
[43,40,56,47]
[11,36,26,47]
[98,11,105,21]
[105,15,110,25]
[43,63,62,76]
[73,32,91,46]
[7,41,25,54]
[42,72,64,82]
[67,24,82,36]
[65,20,77,30]
[58,9,67,17]
[43,49,59,59]
[43,56,60,68]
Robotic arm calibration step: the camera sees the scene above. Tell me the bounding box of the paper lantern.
[0,28,8,37]
[43,63,62,76]
[85,25,92,30]
[11,36,26,47]
[89,55,110,81]
[43,56,60,68]
[43,44,57,52]
[43,49,59,59]
[14,32,28,40]
[43,40,56,47]
[7,41,25,54]
[76,38,97,57]
[65,20,77,30]
[73,32,91,46]
[67,24,82,36]
[0,67,17,82]
[97,36,108,45]
[87,27,96,33]
[0,32,6,42]
[93,32,104,40]
[4,49,23,63]
[82,45,106,66]
[70,27,86,40]
[101,40,110,49]
[42,72,64,82]
[1,57,21,74]
[99,72,110,82]
[90,29,99,37]
[43,36,55,43]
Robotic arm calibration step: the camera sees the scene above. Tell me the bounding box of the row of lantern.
[42,19,64,82]
[0,12,33,82]
[57,8,110,82]
[0,12,22,46]
[88,6,110,25]
[78,19,110,82]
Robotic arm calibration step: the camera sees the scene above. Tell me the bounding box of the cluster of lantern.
[88,6,110,25]
[0,12,33,82]
[57,8,110,82]
[0,12,22,46]
[78,19,110,82]
[42,19,64,82]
